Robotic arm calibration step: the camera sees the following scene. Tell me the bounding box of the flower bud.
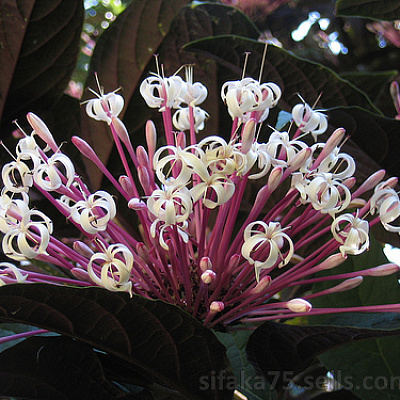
[210,301,225,314]
[200,257,212,272]
[119,175,134,196]
[73,241,94,258]
[146,120,157,168]
[287,298,312,313]
[353,170,386,196]
[330,276,363,293]
[365,263,400,277]
[71,267,92,282]
[27,113,58,151]
[128,198,147,210]
[201,270,216,284]
[250,275,272,295]
[241,118,256,154]
[287,147,312,173]
[176,131,186,149]
[313,128,345,168]
[112,117,131,147]
[313,253,347,272]
[267,166,283,192]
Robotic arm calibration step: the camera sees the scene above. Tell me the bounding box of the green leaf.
[246,321,400,393]
[215,330,275,400]
[0,284,233,400]
[0,0,84,136]
[336,0,400,21]
[183,35,381,113]
[310,237,400,400]
[0,336,125,399]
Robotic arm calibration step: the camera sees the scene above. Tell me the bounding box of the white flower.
[292,102,328,141]
[2,208,53,261]
[242,221,294,281]
[181,65,208,106]
[86,90,124,124]
[370,186,400,232]
[306,172,351,215]
[172,106,209,132]
[66,190,116,235]
[87,243,133,295]
[33,153,75,191]
[2,157,33,193]
[331,213,369,256]
[147,186,192,224]
[0,262,28,285]
[140,74,184,111]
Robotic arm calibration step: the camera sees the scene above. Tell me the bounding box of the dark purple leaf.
[0,0,84,136]
[0,336,123,399]
[0,284,233,400]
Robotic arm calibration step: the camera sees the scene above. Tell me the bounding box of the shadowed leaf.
[0,0,84,136]
[0,284,233,400]
[0,336,124,399]
[336,0,400,21]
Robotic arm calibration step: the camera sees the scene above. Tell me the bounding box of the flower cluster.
[1,63,400,327]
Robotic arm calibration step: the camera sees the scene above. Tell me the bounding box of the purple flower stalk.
[1,63,400,328]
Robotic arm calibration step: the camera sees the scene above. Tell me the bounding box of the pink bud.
[287,298,312,313]
[331,276,363,292]
[241,118,256,154]
[210,301,225,314]
[201,270,216,284]
[137,146,150,167]
[354,170,386,196]
[128,198,147,210]
[71,267,92,282]
[250,275,272,294]
[146,120,157,168]
[73,241,94,258]
[365,263,400,277]
[313,253,347,272]
[119,175,134,196]
[72,136,100,162]
[227,254,240,274]
[267,166,283,192]
[136,242,151,264]
[200,257,212,272]
[343,177,356,190]
[112,117,131,147]
[176,131,186,149]
[287,147,312,173]
[26,112,58,151]
[313,128,345,169]
[137,165,151,193]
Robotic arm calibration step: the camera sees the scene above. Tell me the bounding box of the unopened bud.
[137,146,150,167]
[201,270,216,284]
[313,253,347,272]
[71,267,91,282]
[354,170,386,196]
[72,136,100,163]
[287,147,312,173]
[27,112,58,151]
[136,242,151,264]
[227,254,240,274]
[146,120,157,167]
[176,131,186,148]
[348,198,367,209]
[200,257,212,272]
[128,197,147,210]
[365,263,400,277]
[330,276,363,293]
[112,117,131,147]
[210,301,225,314]
[287,298,312,313]
[137,165,151,193]
[119,175,134,195]
[250,275,272,294]
[241,118,256,154]
[267,166,283,192]
[73,241,94,258]
[314,128,345,168]
[343,177,356,190]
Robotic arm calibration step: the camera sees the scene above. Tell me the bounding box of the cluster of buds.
[1,62,400,327]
